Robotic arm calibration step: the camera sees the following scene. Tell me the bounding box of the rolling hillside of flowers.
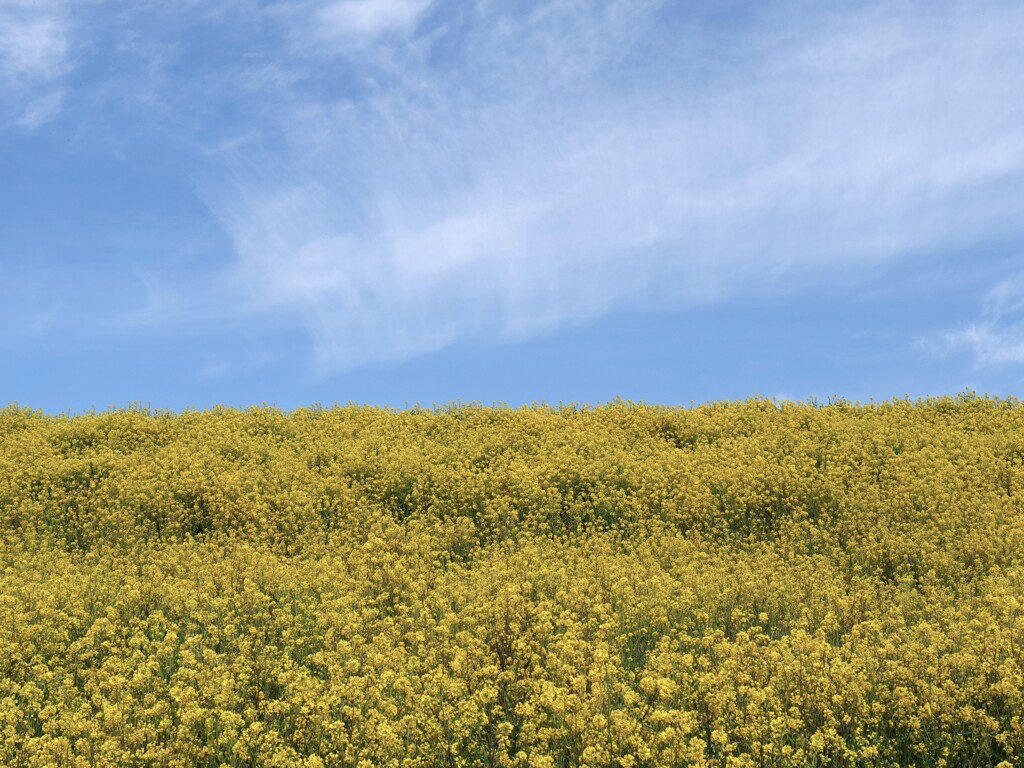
[1,394,1022,768]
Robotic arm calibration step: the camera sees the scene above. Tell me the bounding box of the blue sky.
[2,0,1023,412]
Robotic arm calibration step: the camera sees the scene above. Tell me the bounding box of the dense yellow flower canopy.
[0,394,1022,767]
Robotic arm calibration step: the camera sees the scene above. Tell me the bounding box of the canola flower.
[0,394,1022,767]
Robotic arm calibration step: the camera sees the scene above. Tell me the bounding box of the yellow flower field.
[1,394,1022,767]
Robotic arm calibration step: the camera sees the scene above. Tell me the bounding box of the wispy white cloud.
[174,0,1024,371]
[317,0,434,43]
[0,0,73,128]
[939,274,1024,366]
[943,325,1024,366]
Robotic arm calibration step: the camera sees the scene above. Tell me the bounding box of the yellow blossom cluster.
[0,394,1022,766]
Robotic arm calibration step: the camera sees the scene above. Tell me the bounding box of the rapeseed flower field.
[1,394,1022,767]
